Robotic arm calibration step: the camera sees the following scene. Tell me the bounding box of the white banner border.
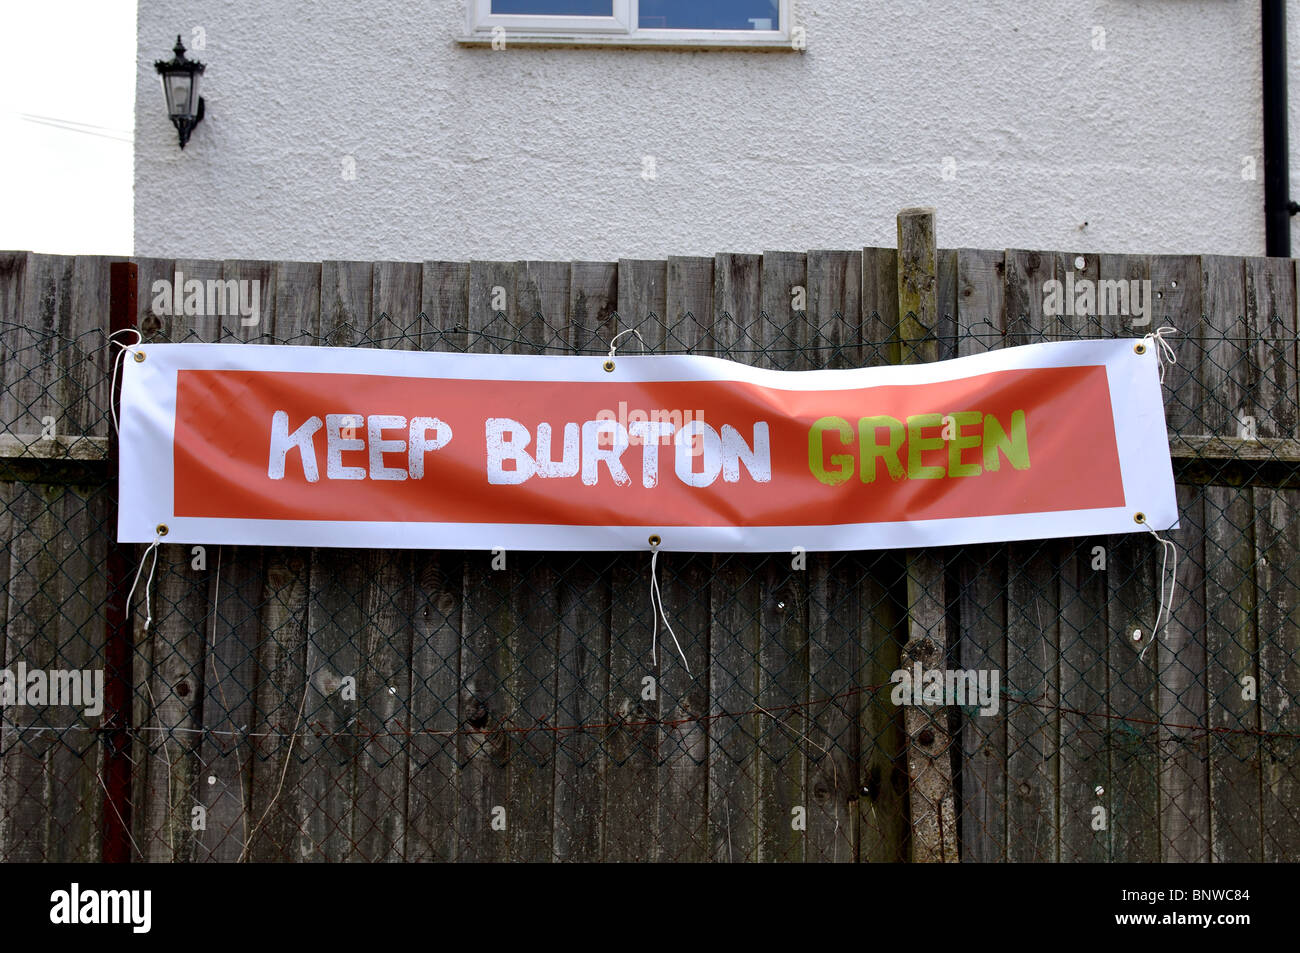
[118,338,1179,552]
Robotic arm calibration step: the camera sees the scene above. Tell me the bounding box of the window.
[465,0,797,48]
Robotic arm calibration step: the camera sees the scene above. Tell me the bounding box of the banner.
[118,338,1177,552]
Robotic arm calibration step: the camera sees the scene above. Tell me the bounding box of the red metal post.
[102,260,137,862]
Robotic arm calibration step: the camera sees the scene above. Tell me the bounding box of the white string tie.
[1139,524,1178,662]
[106,328,143,435]
[649,544,691,676]
[126,533,162,631]
[608,328,645,359]
[1142,326,1179,384]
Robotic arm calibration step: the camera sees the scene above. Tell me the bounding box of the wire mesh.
[0,300,1297,863]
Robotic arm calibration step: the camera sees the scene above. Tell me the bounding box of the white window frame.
[464,0,796,49]
[469,0,633,34]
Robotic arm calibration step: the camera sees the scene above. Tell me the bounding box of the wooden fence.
[0,219,1297,862]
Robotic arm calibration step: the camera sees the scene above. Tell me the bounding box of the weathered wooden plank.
[456,554,510,861]
[954,544,1007,862]
[1244,256,1297,438]
[1002,539,1061,862]
[192,542,263,863]
[860,245,899,365]
[1200,256,1249,437]
[55,271,112,862]
[551,553,610,861]
[0,483,104,860]
[456,260,517,862]
[273,260,322,345]
[0,483,58,861]
[664,256,714,355]
[1144,253,1210,863]
[896,210,958,863]
[1003,249,1054,347]
[1168,434,1300,462]
[805,551,858,863]
[1200,255,1263,861]
[1046,250,1099,339]
[1001,249,1060,862]
[1204,481,1261,862]
[757,250,806,371]
[406,262,469,860]
[569,261,617,354]
[853,554,905,863]
[319,259,377,349]
[139,542,208,862]
[346,261,422,861]
[64,256,113,438]
[6,255,72,435]
[501,260,567,862]
[1159,484,1209,862]
[406,550,463,861]
[0,477,10,854]
[298,545,365,862]
[805,250,861,369]
[219,259,275,342]
[246,548,312,861]
[550,290,622,866]
[1097,252,1161,863]
[1056,535,1110,862]
[164,259,226,341]
[1149,255,1204,436]
[352,543,413,860]
[1248,257,1299,863]
[243,261,321,862]
[649,256,712,862]
[0,252,30,435]
[133,257,172,342]
[0,476,10,738]
[955,248,1003,359]
[606,258,665,861]
[754,251,808,862]
[897,211,939,367]
[550,260,616,862]
[420,260,469,352]
[752,557,806,863]
[0,433,109,462]
[616,258,667,350]
[0,254,101,490]
[935,247,958,361]
[54,486,108,861]
[954,248,1008,863]
[707,252,762,862]
[1259,485,1300,862]
[293,261,373,860]
[803,250,863,862]
[855,245,907,863]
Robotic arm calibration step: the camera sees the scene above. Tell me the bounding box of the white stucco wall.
[134,1,1299,260]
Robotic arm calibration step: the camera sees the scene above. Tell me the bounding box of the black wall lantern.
[154,36,205,149]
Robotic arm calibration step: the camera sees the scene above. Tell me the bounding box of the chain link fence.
[1,249,1297,862]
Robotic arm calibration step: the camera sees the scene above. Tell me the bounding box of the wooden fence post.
[102,260,137,862]
[895,208,959,861]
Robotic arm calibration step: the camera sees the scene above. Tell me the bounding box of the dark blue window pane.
[639,0,779,30]
[492,1,614,14]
